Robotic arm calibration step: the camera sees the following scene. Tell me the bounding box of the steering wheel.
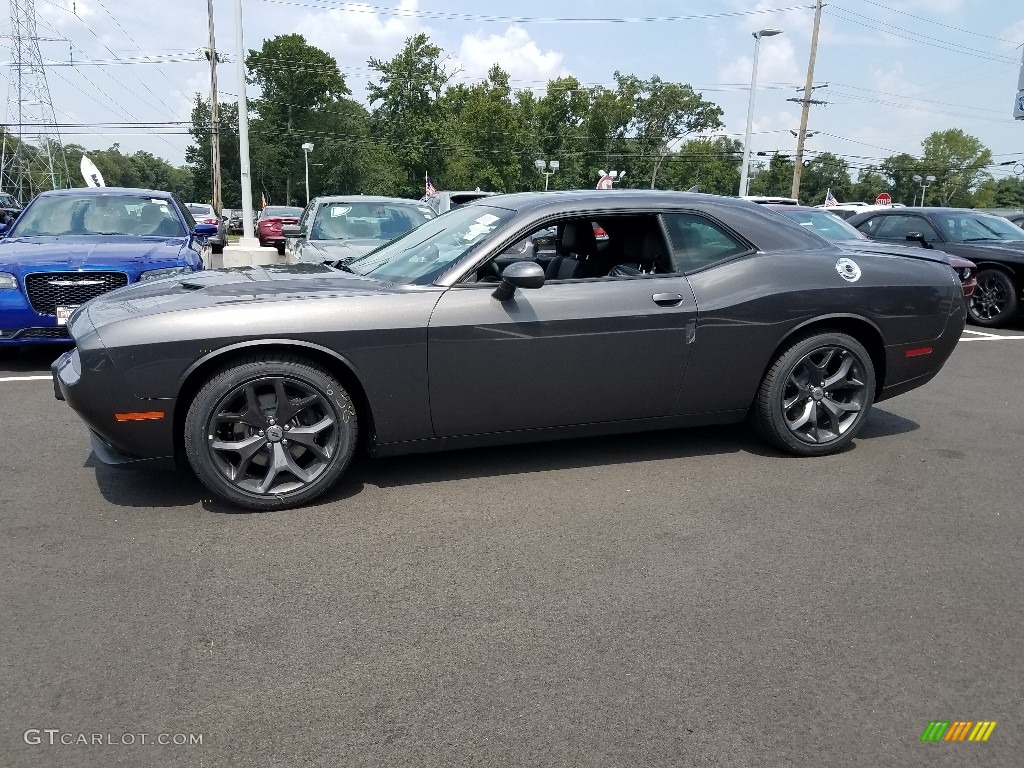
[478,260,502,282]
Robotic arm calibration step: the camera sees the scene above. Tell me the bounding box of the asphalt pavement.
[1,327,1022,767]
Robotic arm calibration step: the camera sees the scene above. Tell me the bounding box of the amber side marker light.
[114,411,165,422]
[905,346,933,357]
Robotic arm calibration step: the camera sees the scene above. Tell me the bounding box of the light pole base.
[220,240,281,268]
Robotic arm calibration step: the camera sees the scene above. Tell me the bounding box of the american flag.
[824,189,839,207]
[425,176,437,197]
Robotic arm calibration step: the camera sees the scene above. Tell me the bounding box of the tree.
[880,153,926,206]
[798,152,851,205]
[246,34,350,205]
[185,96,241,206]
[367,33,453,197]
[611,73,724,188]
[849,167,889,205]
[661,136,743,195]
[749,154,796,197]
[919,128,992,206]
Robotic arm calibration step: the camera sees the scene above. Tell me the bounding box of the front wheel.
[184,356,358,510]
[969,269,1018,327]
[754,332,875,456]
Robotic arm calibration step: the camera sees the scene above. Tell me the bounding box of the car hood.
[0,236,187,271]
[302,238,385,261]
[82,262,417,329]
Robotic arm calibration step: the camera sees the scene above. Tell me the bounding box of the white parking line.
[0,374,52,382]
[960,335,1024,341]
[962,329,1002,338]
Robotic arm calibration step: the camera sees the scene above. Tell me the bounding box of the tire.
[754,331,875,456]
[968,269,1018,328]
[276,244,285,256]
[184,355,358,511]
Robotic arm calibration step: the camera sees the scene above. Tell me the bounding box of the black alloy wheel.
[968,269,1018,328]
[754,332,875,456]
[185,356,358,510]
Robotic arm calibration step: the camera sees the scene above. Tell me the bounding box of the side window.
[873,215,939,241]
[661,213,749,273]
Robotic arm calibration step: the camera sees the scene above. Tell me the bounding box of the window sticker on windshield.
[417,208,432,215]
[150,199,168,205]
[330,207,352,217]
[475,213,500,226]
[463,224,492,241]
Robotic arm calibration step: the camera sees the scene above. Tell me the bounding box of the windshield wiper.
[329,258,357,273]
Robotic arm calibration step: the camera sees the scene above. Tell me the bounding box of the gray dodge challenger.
[53,191,966,510]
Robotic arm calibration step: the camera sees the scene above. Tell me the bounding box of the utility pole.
[4,0,70,199]
[790,0,825,201]
[206,0,222,216]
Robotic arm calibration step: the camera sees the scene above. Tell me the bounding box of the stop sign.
[876,192,892,205]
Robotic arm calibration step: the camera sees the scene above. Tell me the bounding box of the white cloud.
[293,0,424,64]
[718,36,801,86]
[455,25,569,83]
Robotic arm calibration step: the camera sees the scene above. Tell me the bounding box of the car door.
[426,217,697,437]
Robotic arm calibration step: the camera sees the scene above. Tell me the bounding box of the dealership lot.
[1,328,1022,767]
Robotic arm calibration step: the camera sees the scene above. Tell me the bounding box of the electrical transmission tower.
[2,0,70,201]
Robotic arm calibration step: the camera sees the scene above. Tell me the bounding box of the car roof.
[37,186,173,198]
[467,189,771,214]
[765,204,838,213]
[314,195,426,205]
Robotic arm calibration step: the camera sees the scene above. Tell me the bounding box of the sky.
[3,0,1024,189]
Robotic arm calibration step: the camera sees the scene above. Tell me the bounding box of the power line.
[843,0,1020,46]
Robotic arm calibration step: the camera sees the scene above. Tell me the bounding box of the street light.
[301,142,314,205]
[739,28,783,197]
[912,174,936,206]
[534,158,559,190]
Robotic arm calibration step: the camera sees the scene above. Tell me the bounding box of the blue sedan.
[0,187,214,345]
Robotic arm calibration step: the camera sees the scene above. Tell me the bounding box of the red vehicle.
[257,206,303,254]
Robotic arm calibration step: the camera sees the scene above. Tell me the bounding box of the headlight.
[0,271,17,289]
[139,266,192,282]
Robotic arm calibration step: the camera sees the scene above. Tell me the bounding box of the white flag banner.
[1015,54,1024,119]
[80,155,105,187]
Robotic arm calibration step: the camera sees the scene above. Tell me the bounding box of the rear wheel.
[969,269,1018,327]
[754,332,875,456]
[184,356,358,510]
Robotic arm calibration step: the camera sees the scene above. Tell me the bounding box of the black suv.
[0,192,23,229]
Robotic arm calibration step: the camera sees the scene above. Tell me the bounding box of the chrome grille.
[25,271,128,315]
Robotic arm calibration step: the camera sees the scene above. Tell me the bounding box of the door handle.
[652,292,684,307]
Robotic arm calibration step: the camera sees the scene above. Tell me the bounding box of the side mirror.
[905,232,933,249]
[492,261,545,301]
[193,223,218,236]
[281,224,302,238]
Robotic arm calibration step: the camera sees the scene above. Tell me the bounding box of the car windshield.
[933,212,1024,242]
[347,204,515,284]
[779,210,866,242]
[263,206,302,219]
[9,194,185,237]
[310,201,431,241]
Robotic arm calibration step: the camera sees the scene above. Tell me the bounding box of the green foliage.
[749,155,797,197]
[798,152,851,205]
[919,128,992,206]
[660,136,743,195]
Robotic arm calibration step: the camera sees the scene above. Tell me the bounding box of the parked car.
[0,192,23,228]
[285,196,433,265]
[1003,212,1024,228]
[0,187,210,345]
[185,202,226,254]
[421,190,496,215]
[223,208,244,234]
[53,190,965,510]
[848,207,1024,327]
[740,195,799,205]
[768,205,977,297]
[256,206,303,254]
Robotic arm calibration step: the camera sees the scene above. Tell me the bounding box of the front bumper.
[52,341,177,465]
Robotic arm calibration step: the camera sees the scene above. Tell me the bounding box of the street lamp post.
[912,174,936,206]
[534,159,559,190]
[302,142,314,205]
[739,28,783,197]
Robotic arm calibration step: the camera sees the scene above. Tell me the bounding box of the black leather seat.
[546,222,597,280]
[608,229,665,276]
